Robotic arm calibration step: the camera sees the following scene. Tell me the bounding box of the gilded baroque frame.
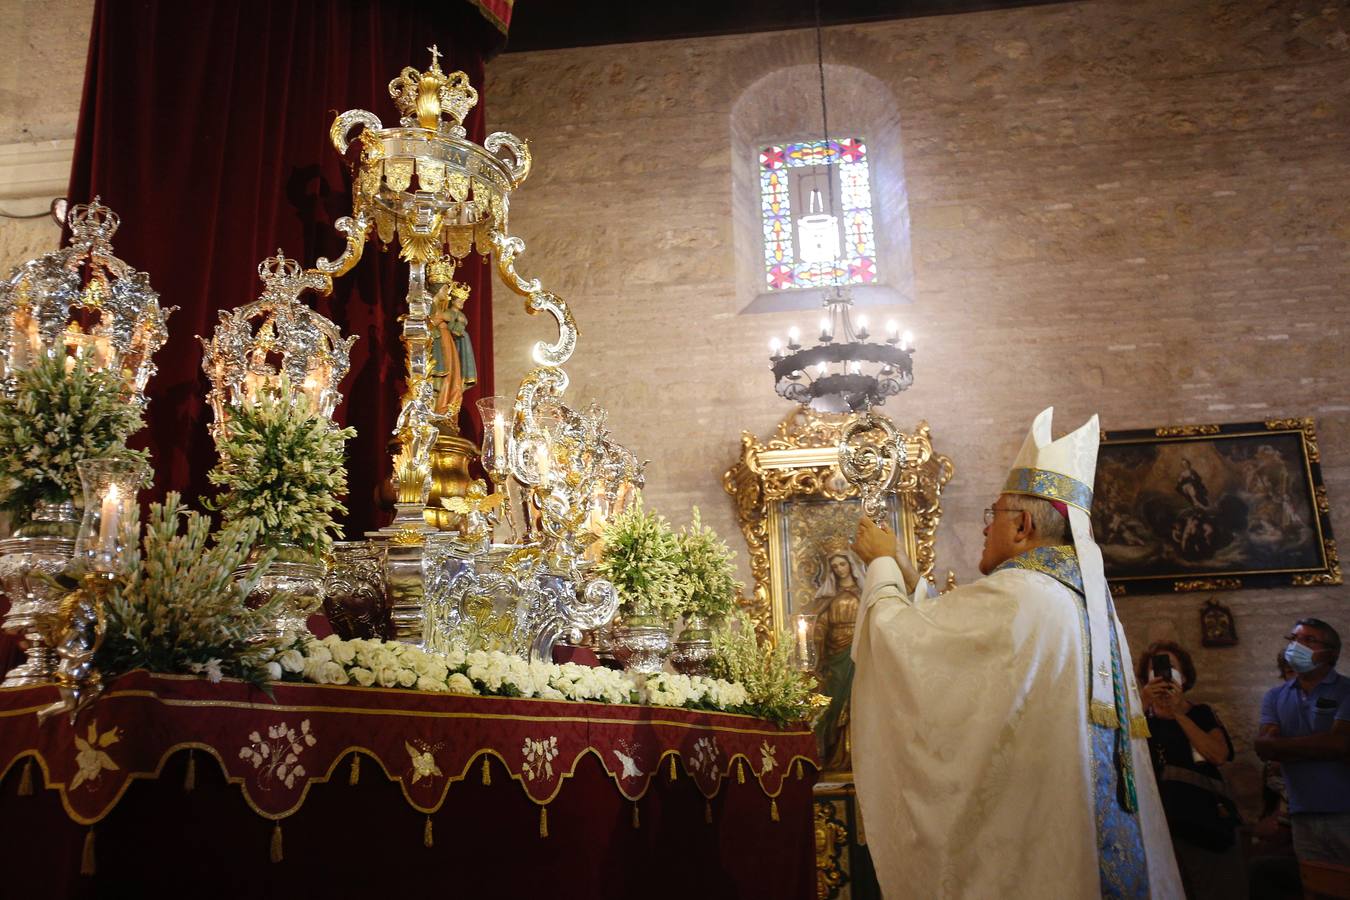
[1095,418,1340,595]
[722,409,953,637]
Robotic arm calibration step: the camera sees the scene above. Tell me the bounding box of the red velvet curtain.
[64,0,501,536]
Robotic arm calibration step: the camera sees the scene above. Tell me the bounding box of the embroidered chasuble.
[850,548,1182,899]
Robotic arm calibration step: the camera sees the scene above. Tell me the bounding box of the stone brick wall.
[485,0,1350,797]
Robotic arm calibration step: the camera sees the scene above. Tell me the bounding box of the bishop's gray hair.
[1002,494,1070,543]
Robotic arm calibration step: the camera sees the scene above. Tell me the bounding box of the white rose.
[330,642,356,666]
[306,645,333,665]
[416,675,446,692]
[277,649,305,673]
[322,634,344,647]
[349,667,376,687]
[319,661,349,685]
[397,668,417,688]
[376,667,401,688]
[447,673,477,695]
[265,661,283,681]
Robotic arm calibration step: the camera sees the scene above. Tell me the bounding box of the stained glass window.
[759,138,876,292]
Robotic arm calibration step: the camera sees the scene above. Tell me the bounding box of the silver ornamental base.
[670,615,715,676]
[613,618,673,676]
[321,541,389,640]
[234,551,325,642]
[1,504,79,686]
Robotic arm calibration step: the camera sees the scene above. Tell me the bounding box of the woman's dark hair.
[1135,640,1198,692]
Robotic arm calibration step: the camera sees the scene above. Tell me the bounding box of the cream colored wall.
[485,0,1350,793]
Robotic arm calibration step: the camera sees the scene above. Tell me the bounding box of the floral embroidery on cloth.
[405,740,443,785]
[759,740,777,774]
[238,719,316,790]
[612,740,643,780]
[521,735,558,781]
[688,736,720,779]
[70,720,120,791]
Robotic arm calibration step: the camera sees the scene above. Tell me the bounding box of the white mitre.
[1002,407,1133,731]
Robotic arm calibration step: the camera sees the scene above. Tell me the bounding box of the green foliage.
[96,492,287,686]
[205,381,355,555]
[673,507,741,621]
[0,354,147,518]
[709,611,819,727]
[595,498,683,621]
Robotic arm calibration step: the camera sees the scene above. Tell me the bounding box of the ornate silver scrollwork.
[839,413,908,523]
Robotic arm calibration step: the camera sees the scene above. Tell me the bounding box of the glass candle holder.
[475,395,512,480]
[792,613,818,671]
[74,453,150,573]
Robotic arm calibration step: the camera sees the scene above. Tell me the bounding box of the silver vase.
[670,613,716,676]
[613,615,672,676]
[234,545,325,642]
[321,541,389,640]
[0,501,79,686]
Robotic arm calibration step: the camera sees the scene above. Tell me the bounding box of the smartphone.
[1151,654,1172,682]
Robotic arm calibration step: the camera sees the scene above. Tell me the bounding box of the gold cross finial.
[427,44,442,71]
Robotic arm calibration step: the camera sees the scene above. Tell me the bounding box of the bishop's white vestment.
[850,549,1183,899]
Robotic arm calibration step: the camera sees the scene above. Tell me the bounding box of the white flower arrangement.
[279,636,755,715]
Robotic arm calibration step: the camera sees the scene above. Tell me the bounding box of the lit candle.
[98,483,121,557]
[796,616,809,663]
[886,320,899,341]
[492,413,506,466]
[856,314,869,339]
[901,330,914,351]
[819,317,832,341]
[768,336,781,357]
[787,326,800,347]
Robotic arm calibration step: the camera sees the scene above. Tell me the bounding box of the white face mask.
[1170,669,1185,689]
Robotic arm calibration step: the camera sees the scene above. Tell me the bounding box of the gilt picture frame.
[1093,418,1339,595]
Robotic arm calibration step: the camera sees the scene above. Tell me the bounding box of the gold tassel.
[538,806,548,838]
[482,757,491,786]
[1129,716,1151,739]
[737,760,745,784]
[184,750,196,792]
[80,828,96,876]
[349,753,360,786]
[632,803,640,829]
[1089,701,1120,729]
[270,822,283,863]
[18,758,33,796]
[705,800,713,824]
[669,755,677,780]
[423,815,433,848]
[771,799,780,822]
[796,760,803,780]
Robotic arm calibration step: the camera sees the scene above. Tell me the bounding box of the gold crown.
[449,280,471,301]
[388,45,479,133]
[820,536,852,558]
[427,255,457,283]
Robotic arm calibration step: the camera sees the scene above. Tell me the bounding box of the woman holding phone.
[1135,640,1246,899]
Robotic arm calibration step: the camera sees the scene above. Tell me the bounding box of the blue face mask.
[1284,641,1318,674]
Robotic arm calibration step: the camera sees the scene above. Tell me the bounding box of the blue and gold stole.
[995,546,1150,899]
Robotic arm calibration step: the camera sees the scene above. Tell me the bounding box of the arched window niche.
[732,63,914,315]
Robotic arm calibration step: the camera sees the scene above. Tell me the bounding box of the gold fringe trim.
[184,750,196,792]
[1089,701,1120,729]
[349,753,360,786]
[737,760,745,784]
[1129,715,1151,739]
[18,758,33,796]
[80,828,96,876]
[669,756,676,780]
[771,799,779,822]
[423,815,433,848]
[632,803,640,829]
[270,822,283,863]
[705,800,712,824]
[795,760,803,780]
[482,757,491,786]
[538,806,548,838]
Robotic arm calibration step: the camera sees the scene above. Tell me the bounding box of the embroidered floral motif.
[688,736,720,779]
[994,545,1084,596]
[521,736,558,781]
[759,740,777,774]
[612,740,643,780]
[70,720,120,791]
[405,740,443,785]
[238,719,316,790]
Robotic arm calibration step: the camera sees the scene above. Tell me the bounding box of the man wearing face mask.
[1255,618,1350,864]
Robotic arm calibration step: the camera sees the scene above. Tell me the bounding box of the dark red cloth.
[552,644,601,667]
[64,1,502,535]
[0,673,818,898]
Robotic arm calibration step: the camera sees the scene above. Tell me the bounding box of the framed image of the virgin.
[724,409,952,777]
[1093,419,1340,595]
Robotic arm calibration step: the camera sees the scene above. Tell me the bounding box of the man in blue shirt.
[1256,617,1350,863]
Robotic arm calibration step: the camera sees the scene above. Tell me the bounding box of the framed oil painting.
[1093,419,1340,594]
[724,408,952,778]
